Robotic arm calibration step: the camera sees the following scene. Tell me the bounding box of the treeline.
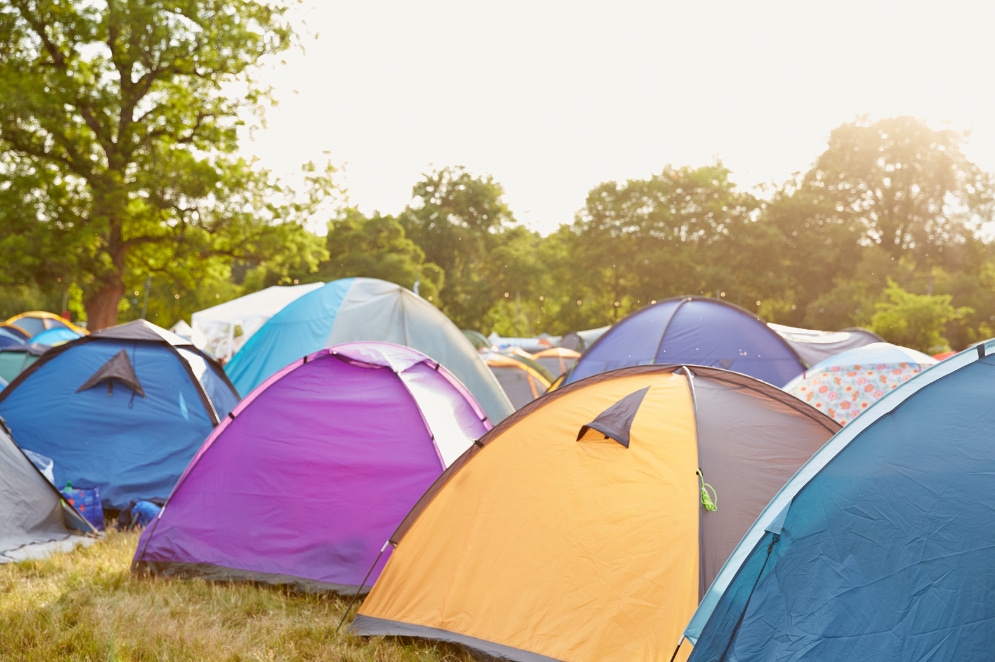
[5,115,994,355]
[309,115,995,354]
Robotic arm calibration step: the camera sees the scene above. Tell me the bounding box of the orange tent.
[351,365,839,660]
[532,346,581,379]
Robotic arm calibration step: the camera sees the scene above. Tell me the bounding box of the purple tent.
[132,341,491,593]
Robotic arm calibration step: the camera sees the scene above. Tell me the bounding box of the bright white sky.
[240,0,995,236]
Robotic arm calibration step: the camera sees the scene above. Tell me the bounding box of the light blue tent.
[0,320,239,511]
[565,297,806,388]
[224,277,514,424]
[682,341,995,660]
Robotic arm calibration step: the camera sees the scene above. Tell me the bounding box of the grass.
[0,529,477,662]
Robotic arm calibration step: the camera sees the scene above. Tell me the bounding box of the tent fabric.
[558,326,610,352]
[0,344,46,384]
[782,342,938,425]
[0,320,239,511]
[189,282,325,361]
[480,350,552,410]
[768,323,884,367]
[684,342,995,661]
[533,346,580,380]
[4,311,88,339]
[350,364,839,661]
[76,349,146,397]
[565,297,806,388]
[132,341,490,593]
[0,418,97,563]
[224,277,514,424]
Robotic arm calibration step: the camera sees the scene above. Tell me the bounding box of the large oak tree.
[0,0,330,330]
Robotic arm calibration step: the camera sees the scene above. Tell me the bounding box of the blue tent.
[0,320,239,511]
[224,277,513,424]
[565,297,806,388]
[683,341,995,660]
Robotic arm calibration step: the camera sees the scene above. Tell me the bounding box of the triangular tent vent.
[76,349,145,397]
[576,386,650,448]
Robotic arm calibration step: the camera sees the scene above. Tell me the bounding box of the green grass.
[0,529,476,662]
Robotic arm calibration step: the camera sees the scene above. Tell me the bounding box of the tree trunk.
[85,276,126,331]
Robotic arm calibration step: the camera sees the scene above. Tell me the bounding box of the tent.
[224,277,514,424]
[4,311,88,339]
[30,327,82,347]
[350,364,840,661]
[480,350,552,409]
[0,418,98,563]
[133,341,490,593]
[558,325,610,352]
[533,346,581,379]
[565,297,807,388]
[189,282,325,361]
[768,323,884,367]
[462,329,492,351]
[0,343,46,384]
[782,341,938,425]
[0,320,240,511]
[0,325,28,349]
[683,341,995,661]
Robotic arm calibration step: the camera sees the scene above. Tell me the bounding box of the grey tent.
[0,419,97,563]
[768,323,884,367]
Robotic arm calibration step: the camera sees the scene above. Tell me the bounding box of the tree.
[870,279,970,353]
[316,208,443,302]
[800,116,993,269]
[400,166,519,329]
[0,0,333,330]
[559,164,758,326]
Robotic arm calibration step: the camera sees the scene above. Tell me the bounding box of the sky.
[240,1,995,236]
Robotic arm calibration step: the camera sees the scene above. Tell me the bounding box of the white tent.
[190,283,324,361]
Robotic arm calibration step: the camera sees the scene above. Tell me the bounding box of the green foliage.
[0,1,335,329]
[800,115,990,267]
[549,164,759,331]
[870,279,970,353]
[400,166,521,328]
[317,208,443,302]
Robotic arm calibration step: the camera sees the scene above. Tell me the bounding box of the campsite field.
[0,529,474,661]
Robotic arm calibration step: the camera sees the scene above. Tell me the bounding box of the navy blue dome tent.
[564,297,807,388]
[0,320,239,511]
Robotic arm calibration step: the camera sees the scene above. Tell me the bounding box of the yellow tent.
[351,364,839,661]
[4,311,87,338]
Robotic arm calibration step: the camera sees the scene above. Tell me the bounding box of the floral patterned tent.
[783,342,938,425]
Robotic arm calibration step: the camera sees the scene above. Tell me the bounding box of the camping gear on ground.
[782,341,938,425]
[0,320,239,511]
[681,341,995,661]
[224,277,513,424]
[60,483,104,531]
[350,364,839,660]
[0,419,97,563]
[133,341,490,593]
[564,297,806,388]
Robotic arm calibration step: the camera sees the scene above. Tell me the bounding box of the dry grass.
[0,529,477,662]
